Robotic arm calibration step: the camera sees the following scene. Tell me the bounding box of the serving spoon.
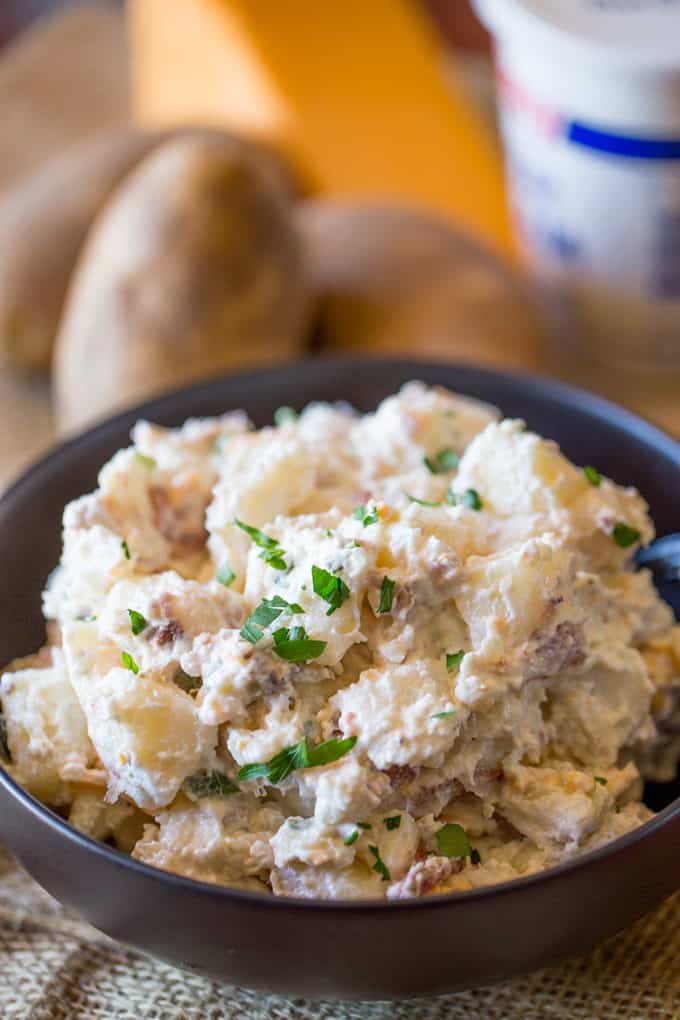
[636,534,680,582]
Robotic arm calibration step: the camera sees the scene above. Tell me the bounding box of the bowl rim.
[1,354,679,914]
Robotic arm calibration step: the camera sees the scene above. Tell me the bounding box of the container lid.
[473,0,680,71]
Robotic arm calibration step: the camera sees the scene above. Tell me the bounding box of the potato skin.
[54,135,309,434]
[0,126,295,375]
[0,128,163,374]
[295,200,550,372]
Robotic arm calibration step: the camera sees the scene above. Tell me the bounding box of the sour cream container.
[473,0,680,378]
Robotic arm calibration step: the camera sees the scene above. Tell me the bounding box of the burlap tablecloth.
[0,842,677,1019]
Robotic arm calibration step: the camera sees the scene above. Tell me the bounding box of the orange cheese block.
[129,0,512,255]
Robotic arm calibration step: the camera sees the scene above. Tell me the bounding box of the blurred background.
[0,0,678,486]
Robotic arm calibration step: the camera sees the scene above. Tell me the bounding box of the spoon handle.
[636,533,680,581]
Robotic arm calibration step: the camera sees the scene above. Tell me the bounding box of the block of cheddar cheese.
[129,0,511,254]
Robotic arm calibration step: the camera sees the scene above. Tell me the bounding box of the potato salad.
[2,383,679,900]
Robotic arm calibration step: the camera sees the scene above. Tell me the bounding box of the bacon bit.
[414,839,429,861]
[147,620,183,646]
[474,765,504,785]
[382,764,419,788]
[386,856,462,899]
[526,621,586,679]
[149,485,208,552]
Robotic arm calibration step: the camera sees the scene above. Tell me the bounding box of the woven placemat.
[0,846,678,1020]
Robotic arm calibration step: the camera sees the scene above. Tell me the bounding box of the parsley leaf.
[135,452,156,469]
[424,448,459,475]
[594,775,608,786]
[470,848,482,865]
[238,735,356,785]
[405,494,442,507]
[274,406,298,426]
[121,651,139,675]
[369,844,391,881]
[384,815,401,831]
[352,505,379,527]
[446,650,465,672]
[121,538,131,560]
[344,830,360,846]
[357,822,372,830]
[234,519,288,571]
[431,709,456,720]
[436,822,472,859]
[462,488,483,511]
[172,667,202,695]
[583,465,601,487]
[240,595,303,645]
[312,565,350,616]
[186,770,239,799]
[272,625,327,662]
[378,576,395,614]
[307,735,358,767]
[612,522,641,548]
[217,564,236,587]
[127,609,147,636]
[445,486,456,506]
[0,712,11,764]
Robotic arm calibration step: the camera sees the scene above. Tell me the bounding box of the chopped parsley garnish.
[274,406,298,426]
[216,563,236,588]
[134,452,156,469]
[405,494,442,508]
[234,519,288,571]
[384,815,401,831]
[357,822,372,830]
[127,609,147,636]
[583,465,601,487]
[312,565,350,616]
[445,486,456,506]
[378,576,395,614]
[344,830,360,846]
[272,625,326,662]
[462,488,483,511]
[352,505,379,527]
[431,710,456,720]
[238,735,357,785]
[594,776,608,786]
[172,667,202,695]
[369,844,391,881]
[325,528,333,538]
[240,595,303,645]
[121,538,131,560]
[121,651,139,675]
[186,770,239,799]
[306,736,358,767]
[446,650,465,672]
[470,848,482,866]
[612,522,641,548]
[424,448,459,475]
[0,712,11,764]
[436,822,472,859]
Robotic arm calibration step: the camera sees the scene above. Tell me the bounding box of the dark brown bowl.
[0,358,678,1000]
